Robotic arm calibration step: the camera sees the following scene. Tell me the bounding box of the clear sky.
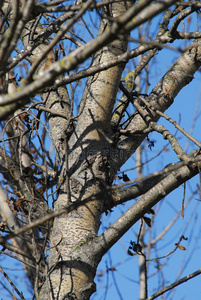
[92,11,201,300]
[1,3,201,300]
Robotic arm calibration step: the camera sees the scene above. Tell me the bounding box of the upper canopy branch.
[0,0,176,120]
[112,38,201,172]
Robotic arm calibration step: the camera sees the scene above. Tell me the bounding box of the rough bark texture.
[114,38,201,169]
[39,2,133,299]
[1,1,201,299]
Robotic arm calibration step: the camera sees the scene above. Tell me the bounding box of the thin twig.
[0,266,26,300]
[146,268,201,300]
[139,96,201,149]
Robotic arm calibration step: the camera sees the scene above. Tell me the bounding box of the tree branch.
[147,268,201,300]
[114,37,201,170]
[0,0,176,120]
[110,158,190,206]
[93,151,201,257]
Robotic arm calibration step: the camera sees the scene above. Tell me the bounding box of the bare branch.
[0,0,176,120]
[147,268,201,300]
[93,151,201,257]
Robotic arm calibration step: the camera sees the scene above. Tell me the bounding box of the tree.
[0,0,201,299]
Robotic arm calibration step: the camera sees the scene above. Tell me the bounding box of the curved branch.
[0,0,35,70]
[92,151,201,257]
[110,158,190,206]
[113,37,201,170]
[0,0,176,120]
[0,185,36,286]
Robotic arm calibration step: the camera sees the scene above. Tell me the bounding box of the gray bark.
[0,1,201,299]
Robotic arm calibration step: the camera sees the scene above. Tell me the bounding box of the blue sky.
[92,12,201,299]
[1,3,201,300]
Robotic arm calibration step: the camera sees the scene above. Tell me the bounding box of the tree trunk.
[1,1,201,299]
[39,1,132,299]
